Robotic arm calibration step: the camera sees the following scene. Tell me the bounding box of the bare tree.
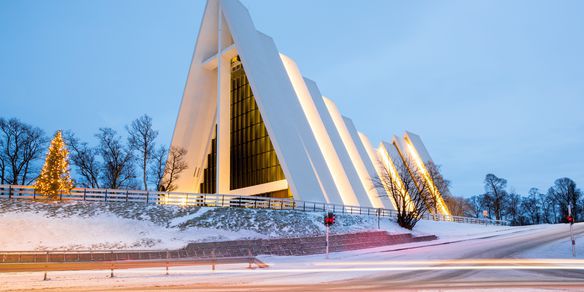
[160,146,188,192]
[523,188,542,224]
[442,194,472,217]
[536,189,553,224]
[505,192,523,225]
[20,127,46,185]
[64,131,101,188]
[373,156,433,230]
[546,189,561,223]
[96,128,136,189]
[149,145,168,191]
[127,115,158,191]
[0,118,47,185]
[467,195,482,218]
[483,174,508,220]
[548,177,581,222]
[0,137,5,184]
[425,161,451,214]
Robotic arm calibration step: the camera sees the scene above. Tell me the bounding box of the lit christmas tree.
[34,130,74,199]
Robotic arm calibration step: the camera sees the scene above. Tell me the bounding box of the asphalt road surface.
[4,224,584,291]
[138,224,584,291]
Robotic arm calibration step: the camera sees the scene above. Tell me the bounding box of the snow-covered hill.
[0,200,514,251]
[0,200,405,250]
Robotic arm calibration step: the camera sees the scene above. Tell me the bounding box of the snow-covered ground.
[412,219,517,240]
[520,233,584,259]
[0,200,515,251]
[2,199,581,291]
[0,200,424,250]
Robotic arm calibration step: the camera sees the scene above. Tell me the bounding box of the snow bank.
[413,219,515,240]
[0,200,518,251]
[518,224,584,259]
[0,200,407,251]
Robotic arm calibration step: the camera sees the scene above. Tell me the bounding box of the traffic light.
[567,215,574,225]
[324,212,335,227]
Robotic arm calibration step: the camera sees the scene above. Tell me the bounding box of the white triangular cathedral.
[169,0,451,215]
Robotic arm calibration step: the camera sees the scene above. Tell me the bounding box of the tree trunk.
[143,156,148,191]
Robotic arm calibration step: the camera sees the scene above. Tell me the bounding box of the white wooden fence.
[0,184,509,226]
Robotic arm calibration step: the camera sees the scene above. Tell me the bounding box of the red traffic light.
[324,212,336,226]
[567,215,574,224]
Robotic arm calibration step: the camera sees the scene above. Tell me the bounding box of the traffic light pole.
[569,204,576,257]
[570,224,575,257]
[324,212,334,259]
[326,225,329,259]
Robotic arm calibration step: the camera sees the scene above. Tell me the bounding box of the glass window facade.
[230,58,286,190]
[199,57,290,199]
[199,128,217,194]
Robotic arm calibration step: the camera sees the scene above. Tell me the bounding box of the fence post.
[125,190,129,202]
[105,189,108,202]
[83,188,86,201]
[186,193,190,206]
[43,251,49,281]
[146,191,149,204]
[33,189,36,201]
[166,250,169,276]
[8,185,12,199]
[211,250,216,271]
[248,249,253,269]
[59,192,63,201]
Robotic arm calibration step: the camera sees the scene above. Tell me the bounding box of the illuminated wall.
[168,0,451,211]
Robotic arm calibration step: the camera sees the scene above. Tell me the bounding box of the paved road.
[3,224,583,291]
[133,224,584,291]
[327,223,584,290]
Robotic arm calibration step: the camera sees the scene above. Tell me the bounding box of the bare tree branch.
[127,115,158,191]
[96,128,136,189]
[372,156,433,230]
[64,131,101,188]
[0,118,47,185]
[161,146,188,192]
[484,173,508,220]
[149,145,168,191]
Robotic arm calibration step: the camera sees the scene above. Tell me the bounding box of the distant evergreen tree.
[34,131,74,199]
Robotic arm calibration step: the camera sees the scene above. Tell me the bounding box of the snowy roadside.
[0,200,518,251]
[0,223,577,291]
[0,200,412,251]
[517,227,584,259]
[412,219,518,240]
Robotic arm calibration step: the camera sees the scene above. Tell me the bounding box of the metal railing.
[0,249,186,263]
[0,249,268,279]
[0,184,508,226]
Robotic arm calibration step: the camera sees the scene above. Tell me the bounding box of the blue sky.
[1,0,583,196]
